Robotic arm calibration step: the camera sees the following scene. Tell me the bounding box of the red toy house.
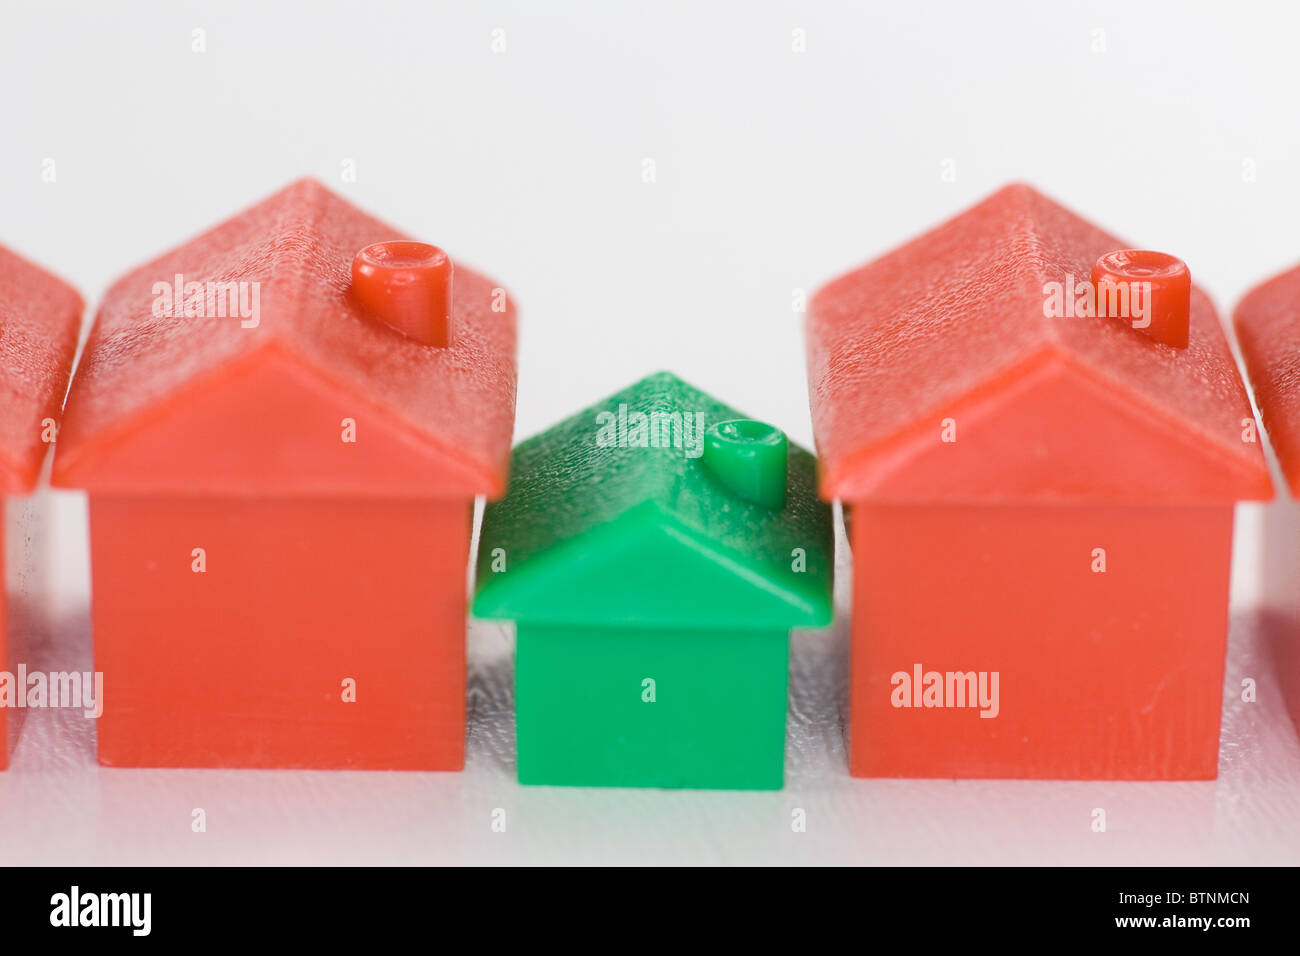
[53,178,517,769]
[806,183,1270,779]
[0,244,83,769]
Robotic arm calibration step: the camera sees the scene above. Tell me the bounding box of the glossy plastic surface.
[1091,249,1191,348]
[351,241,453,347]
[850,502,1235,778]
[702,419,788,509]
[474,371,833,788]
[91,497,471,769]
[516,624,788,789]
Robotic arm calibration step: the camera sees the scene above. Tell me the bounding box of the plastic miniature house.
[53,178,518,769]
[0,244,83,769]
[805,183,1271,780]
[473,372,833,789]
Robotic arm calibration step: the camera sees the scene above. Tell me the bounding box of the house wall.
[1,499,7,769]
[849,502,1236,779]
[515,623,788,789]
[88,495,472,770]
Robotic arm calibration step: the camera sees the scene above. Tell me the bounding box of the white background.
[2,0,1299,864]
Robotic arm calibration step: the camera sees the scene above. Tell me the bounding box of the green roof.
[473,372,834,630]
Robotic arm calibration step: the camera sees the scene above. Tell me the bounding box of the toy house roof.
[806,183,1271,504]
[1234,262,1300,497]
[52,178,517,498]
[473,372,833,630]
[0,244,83,494]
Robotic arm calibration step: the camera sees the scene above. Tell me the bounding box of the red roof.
[806,184,1270,504]
[53,179,517,498]
[0,244,82,494]
[1234,263,1300,497]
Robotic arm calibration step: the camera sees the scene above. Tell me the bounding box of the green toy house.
[473,372,833,789]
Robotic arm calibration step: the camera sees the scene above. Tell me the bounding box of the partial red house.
[0,244,83,769]
[53,178,517,769]
[806,183,1270,779]
[1235,265,1300,498]
[1234,264,1300,735]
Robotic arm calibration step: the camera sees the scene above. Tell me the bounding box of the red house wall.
[849,502,1235,779]
[89,496,471,769]
[1,500,7,769]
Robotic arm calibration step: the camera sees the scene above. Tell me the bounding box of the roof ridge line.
[1016,185,1072,351]
[260,179,332,350]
